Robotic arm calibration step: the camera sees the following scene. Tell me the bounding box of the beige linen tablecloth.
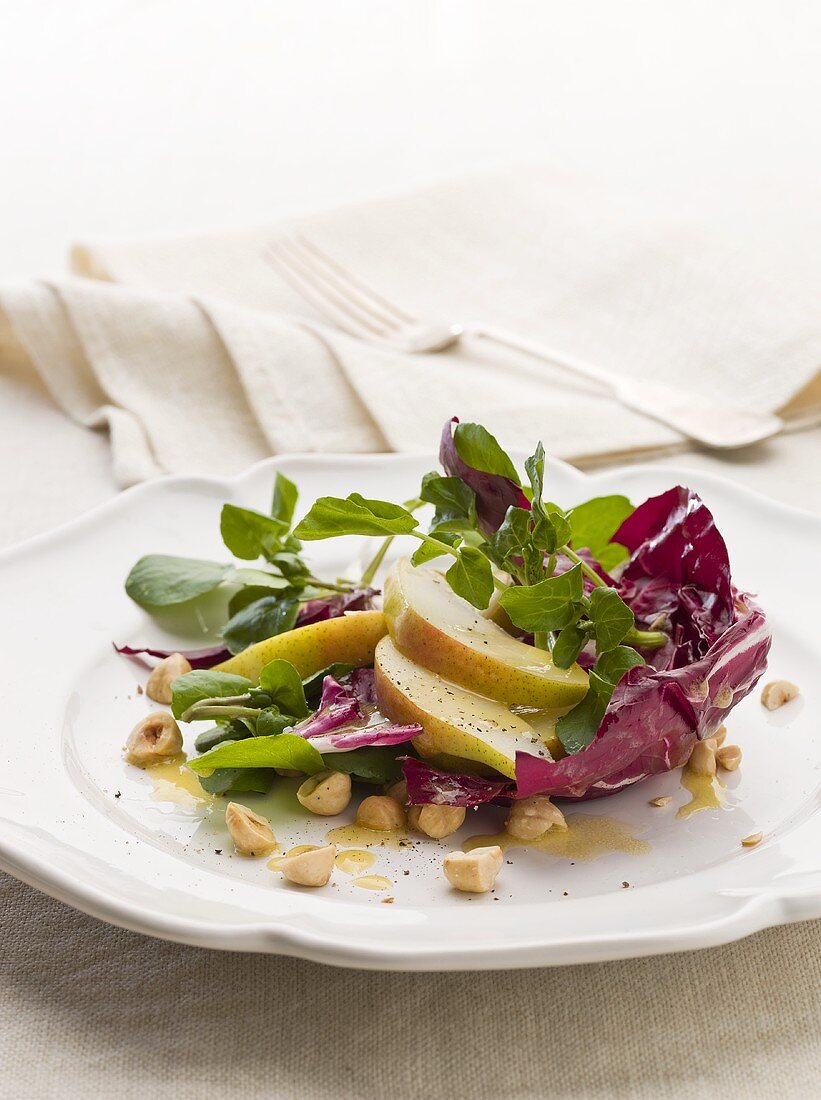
[0,377,819,1099]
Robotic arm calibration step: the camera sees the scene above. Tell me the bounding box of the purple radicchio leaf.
[439,417,529,534]
[311,724,422,754]
[402,757,511,807]
[349,667,376,707]
[515,604,770,800]
[296,587,377,627]
[614,487,735,670]
[291,673,419,751]
[113,642,230,669]
[291,675,362,738]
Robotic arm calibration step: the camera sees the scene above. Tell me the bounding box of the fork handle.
[467,323,615,390]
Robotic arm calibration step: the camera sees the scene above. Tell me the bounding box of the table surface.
[3,3,821,1096]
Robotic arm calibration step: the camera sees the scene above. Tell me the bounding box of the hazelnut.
[443,846,503,893]
[124,711,183,767]
[506,795,566,840]
[296,770,352,816]
[688,740,717,777]
[741,831,763,848]
[408,803,466,839]
[356,795,406,831]
[279,844,336,886]
[716,744,742,772]
[761,681,799,711]
[225,802,277,856]
[386,779,408,807]
[145,653,191,705]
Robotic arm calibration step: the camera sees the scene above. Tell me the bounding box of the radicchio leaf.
[402,757,511,807]
[295,587,377,627]
[614,487,734,669]
[439,417,528,534]
[515,605,770,800]
[311,724,422,754]
[113,642,230,669]
[291,673,421,751]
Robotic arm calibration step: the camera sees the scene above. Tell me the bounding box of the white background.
[3,0,821,280]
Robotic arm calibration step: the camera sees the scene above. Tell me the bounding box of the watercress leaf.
[420,472,477,533]
[531,512,559,552]
[268,551,310,579]
[485,506,531,567]
[197,765,273,795]
[258,659,309,719]
[194,719,254,753]
[545,505,571,548]
[588,587,634,653]
[453,422,521,484]
[222,596,300,655]
[125,555,231,609]
[445,546,494,609]
[293,494,419,540]
[188,733,324,775]
[271,472,298,526]
[322,747,403,784]
[499,563,584,631]
[552,624,587,669]
[171,670,253,720]
[568,495,634,570]
[256,708,294,737]
[524,442,546,516]
[596,645,645,685]
[227,583,296,617]
[555,671,612,754]
[220,504,288,561]
[301,663,356,707]
[231,568,293,590]
[411,531,461,566]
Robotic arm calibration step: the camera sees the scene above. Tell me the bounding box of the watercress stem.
[559,545,606,587]
[623,627,668,650]
[360,538,392,587]
[533,630,549,651]
[359,498,424,586]
[304,575,355,594]
[181,704,262,723]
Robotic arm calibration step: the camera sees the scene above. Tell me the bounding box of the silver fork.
[264,236,784,450]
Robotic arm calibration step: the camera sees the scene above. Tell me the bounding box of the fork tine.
[264,243,386,339]
[280,236,405,333]
[294,235,417,326]
[280,238,398,332]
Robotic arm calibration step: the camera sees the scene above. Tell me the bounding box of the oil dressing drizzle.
[463,813,650,860]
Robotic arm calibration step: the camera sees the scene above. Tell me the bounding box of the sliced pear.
[374,636,558,779]
[383,559,588,713]
[216,610,387,682]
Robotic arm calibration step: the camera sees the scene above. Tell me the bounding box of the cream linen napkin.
[2,166,820,485]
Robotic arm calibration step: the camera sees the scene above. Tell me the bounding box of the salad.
[119,417,775,894]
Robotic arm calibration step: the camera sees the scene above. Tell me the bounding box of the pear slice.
[374,636,557,779]
[383,559,588,712]
[216,610,387,682]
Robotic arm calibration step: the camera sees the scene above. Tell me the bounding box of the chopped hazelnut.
[356,795,406,831]
[123,711,183,767]
[296,770,352,816]
[145,653,192,705]
[761,681,799,711]
[506,795,566,840]
[225,802,277,856]
[408,804,466,839]
[443,846,503,893]
[279,844,336,886]
[716,744,742,772]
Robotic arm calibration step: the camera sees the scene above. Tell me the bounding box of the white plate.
[0,453,817,970]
